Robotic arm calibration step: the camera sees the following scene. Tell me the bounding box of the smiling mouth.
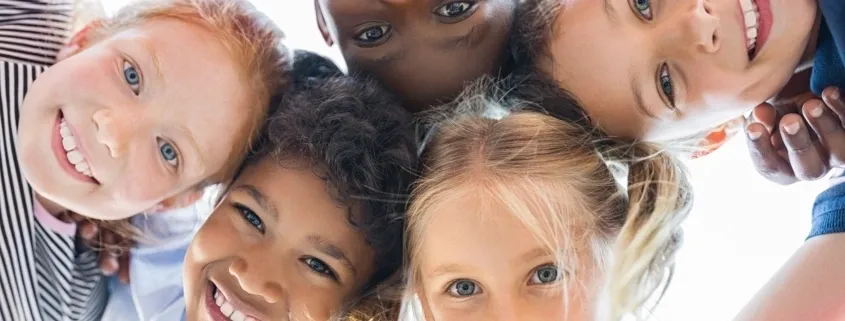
[207,282,258,321]
[53,111,99,185]
[740,0,760,60]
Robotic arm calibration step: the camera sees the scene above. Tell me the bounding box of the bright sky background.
[102,1,831,320]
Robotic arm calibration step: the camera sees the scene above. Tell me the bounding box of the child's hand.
[58,212,133,283]
[745,87,845,185]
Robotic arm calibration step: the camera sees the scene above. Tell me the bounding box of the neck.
[35,193,68,216]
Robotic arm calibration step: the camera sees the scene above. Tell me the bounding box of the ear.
[314,0,334,47]
[57,20,104,61]
[150,188,205,213]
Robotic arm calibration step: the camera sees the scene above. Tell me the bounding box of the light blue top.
[101,200,212,321]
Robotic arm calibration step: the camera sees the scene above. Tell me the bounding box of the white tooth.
[231,311,246,321]
[67,150,84,164]
[220,302,234,317]
[60,126,72,138]
[216,294,224,306]
[744,11,757,28]
[62,137,76,151]
[75,162,89,172]
[739,0,753,11]
[747,27,757,40]
[214,290,220,300]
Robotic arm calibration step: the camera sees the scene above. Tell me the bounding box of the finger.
[78,221,98,242]
[118,254,130,284]
[823,87,845,128]
[753,103,779,133]
[803,99,845,167]
[99,254,118,276]
[780,114,828,181]
[746,122,797,185]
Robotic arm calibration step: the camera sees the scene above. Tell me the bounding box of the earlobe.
[57,20,104,61]
[314,0,334,47]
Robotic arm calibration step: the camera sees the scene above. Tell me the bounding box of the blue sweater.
[808,0,845,238]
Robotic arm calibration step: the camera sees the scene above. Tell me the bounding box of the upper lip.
[213,280,270,321]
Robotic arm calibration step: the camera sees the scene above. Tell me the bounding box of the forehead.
[543,1,654,138]
[109,19,254,177]
[419,191,546,269]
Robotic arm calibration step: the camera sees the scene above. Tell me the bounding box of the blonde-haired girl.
[0,0,289,319]
[403,76,693,321]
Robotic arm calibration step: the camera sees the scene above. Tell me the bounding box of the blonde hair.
[90,0,291,180]
[405,79,693,321]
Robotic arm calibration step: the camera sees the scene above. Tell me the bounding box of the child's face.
[17,19,253,219]
[415,192,593,321]
[184,158,376,321]
[316,0,517,110]
[541,0,817,140]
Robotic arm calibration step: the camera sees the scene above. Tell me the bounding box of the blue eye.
[435,1,474,18]
[632,0,653,20]
[157,139,179,167]
[234,203,264,233]
[659,63,676,107]
[447,279,481,297]
[355,25,390,43]
[528,265,561,285]
[302,257,338,280]
[122,61,142,94]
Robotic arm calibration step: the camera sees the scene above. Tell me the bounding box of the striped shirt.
[1,1,107,320]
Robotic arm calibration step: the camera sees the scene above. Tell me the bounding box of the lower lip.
[51,112,97,185]
[205,282,229,321]
[752,0,773,60]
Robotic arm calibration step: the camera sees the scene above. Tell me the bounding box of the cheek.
[187,213,240,265]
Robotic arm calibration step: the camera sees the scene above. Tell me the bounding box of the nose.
[93,109,142,159]
[674,0,720,54]
[228,257,285,304]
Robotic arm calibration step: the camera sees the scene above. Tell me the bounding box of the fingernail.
[810,101,824,118]
[784,122,801,135]
[747,129,762,140]
[831,88,841,101]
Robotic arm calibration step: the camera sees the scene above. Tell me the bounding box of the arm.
[734,183,845,321]
[0,0,75,66]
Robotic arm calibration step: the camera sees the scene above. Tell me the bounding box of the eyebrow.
[174,125,206,177]
[603,0,620,27]
[306,235,357,277]
[630,73,658,119]
[234,184,279,218]
[138,37,164,81]
[519,247,553,263]
[436,20,490,50]
[429,263,470,278]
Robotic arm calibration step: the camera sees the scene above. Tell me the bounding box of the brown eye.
[435,1,474,17]
[355,25,390,43]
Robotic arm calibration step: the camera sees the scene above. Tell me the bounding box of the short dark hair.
[255,61,418,290]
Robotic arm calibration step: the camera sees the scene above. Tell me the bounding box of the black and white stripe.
[1,1,106,320]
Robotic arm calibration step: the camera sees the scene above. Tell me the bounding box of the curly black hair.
[251,61,418,291]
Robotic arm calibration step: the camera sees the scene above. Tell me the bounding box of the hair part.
[408,76,693,321]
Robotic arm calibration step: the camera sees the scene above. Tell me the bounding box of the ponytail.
[603,142,693,320]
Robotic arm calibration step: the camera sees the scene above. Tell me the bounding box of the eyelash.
[434,1,477,21]
[528,264,562,285]
[355,25,391,45]
[658,63,677,108]
[157,138,179,168]
[445,279,482,298]
[122,60,142,95]
[233,203,265,234]
[300,257,340,282]
[631,0,653,21]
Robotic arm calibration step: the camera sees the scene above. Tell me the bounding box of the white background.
[101,1,830,320]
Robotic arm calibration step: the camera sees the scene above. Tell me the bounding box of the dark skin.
[315,0,518,112]
[746,84,845,185]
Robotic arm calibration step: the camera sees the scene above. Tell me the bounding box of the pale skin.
[414,190,595,321]
[17,19,253,221]
[541,0,818,141]
[183,158,376,321]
